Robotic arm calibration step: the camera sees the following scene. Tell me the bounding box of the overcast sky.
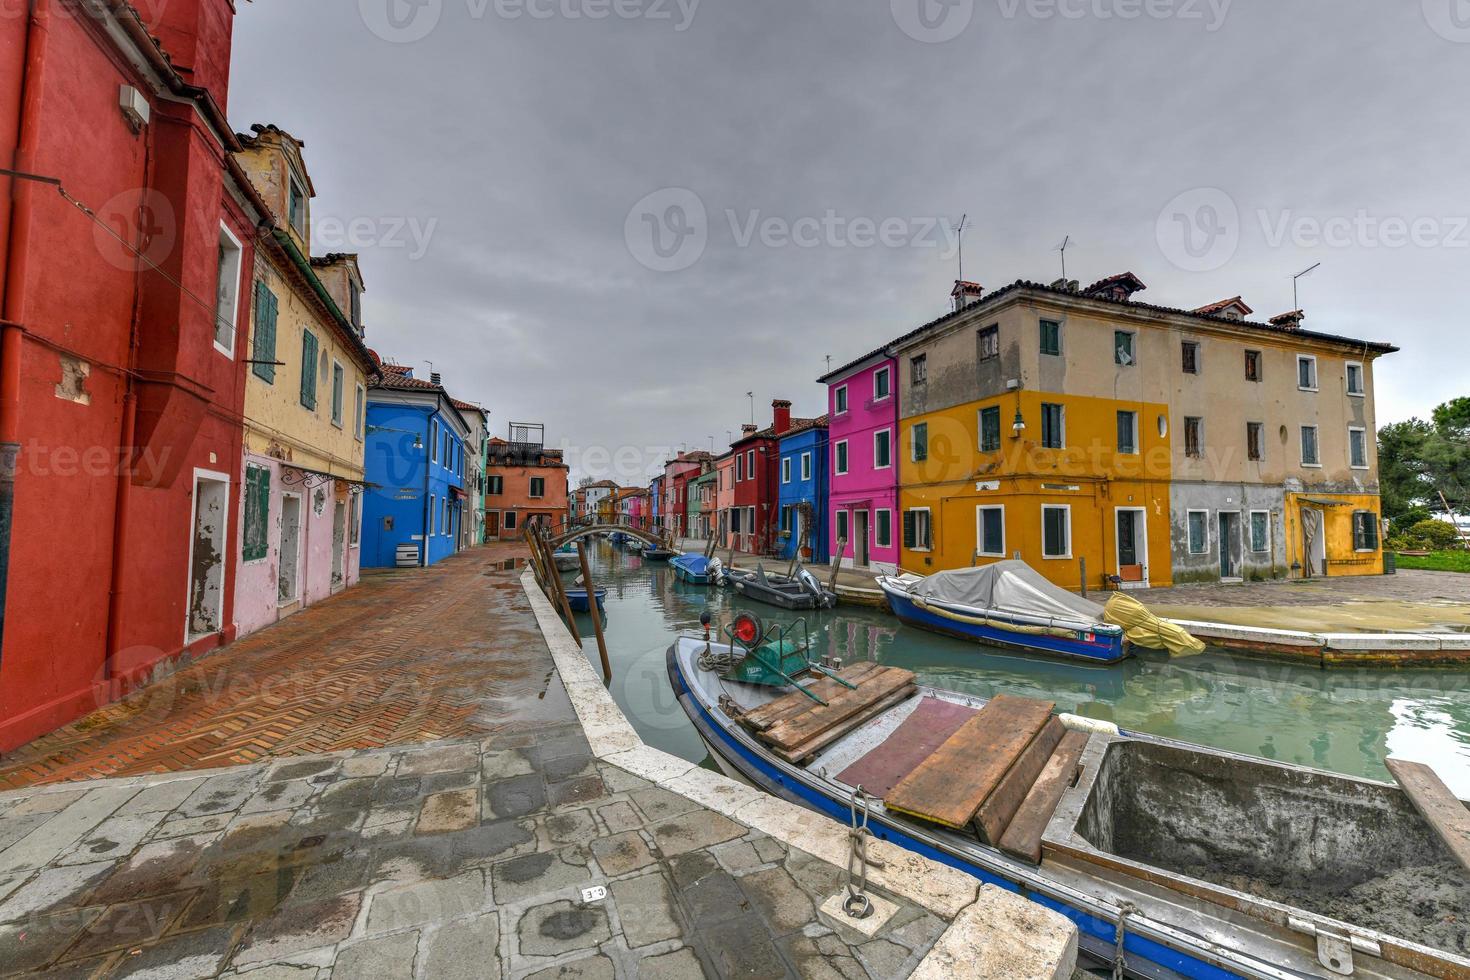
[229,0,1469,484]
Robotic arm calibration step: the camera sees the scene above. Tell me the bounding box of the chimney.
[772,399,792,435]
[951,280,984,312]
[741,424,758,437]
[430,371,443,386]
[1269,310,1305,331]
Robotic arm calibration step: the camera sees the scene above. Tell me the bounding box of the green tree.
[1377,418,1432,519]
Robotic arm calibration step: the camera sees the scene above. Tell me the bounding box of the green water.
[568,541,1470,796]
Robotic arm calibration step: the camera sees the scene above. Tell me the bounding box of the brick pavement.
[0,545,564,790]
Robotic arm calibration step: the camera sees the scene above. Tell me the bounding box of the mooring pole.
[540,535,579,637]
[827,537,846,595]
[577,540,612,681]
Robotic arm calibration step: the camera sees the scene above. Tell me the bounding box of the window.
[874,366,891,400]
[215,224,243,356]
[978,325,999,361]
[1353,511,1380,551]
[1184,417,1203,458]
[1041,505,1070,558]
[781,457,791,483]
[1187,510,1209,554]
[331,361,345,427]
[911,422,928,462]
[800,452,811,481]
[299,329,318,409]
[730,508,743,533]
[1346,361,1365,396]
[875,510,892,549]
[835,440,849,475]
[354,384,365,440]
[349,492,360,546]
[288,172,308,237]
[488,475,504,495]
[530,477,545,498]
[1349,427,1369,469]
[429,494,437,534]
[746,449,755,478]
[835,509,849,545]
[242,464,270,562]
[251,282,278,383]
[444,497,452,538]
[430,420,439,463]
[874,429,892,469]
[977,506,1005,557]
[1249,511,1270,553]
[1244,349,1261,382]
[910,355,927,385]
[1181,341,1199,375]
[835,385,848,414]
[349,280,362,331]
[1116,411,1138,454]
[1114,331,1135,366]
[1247,421,1264,462]
[1301,425,1320,466]
[1297,355,1318,391]
[1040,403,1064,449]
[903,508,932,551]
[979,406,1001,453]
[503,511,517,531]
[736,453,744,481]
[1039,319,1061,356]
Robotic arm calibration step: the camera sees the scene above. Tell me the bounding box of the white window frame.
[1348,426,1369,470]
[503,510,518,531]
[736,453,744,482]
[354,383,365,441]
[781,457,791,484]
[873,366,892,402]
[873,428,893,470]
[835,508,850,545]
[1249,509,1271,553]
[834,439,849,476]
[330,359,345,428]
[1345,360,1365,397]
[908,507,932,552]
[1300,425,1322,468]
[430,420,439,464]
[1186,508,1210,555]
[214,221,243,358]
[429,494,437,535]
[874,508,893,549]
[1040,504,1071,559]
[349,491,360,547]
[530,477,546,499]
[976,505,1006,558]
[800,452,811,481]
[1296,354,1318,392]
[746,449,755,480]
[834,384,849,415]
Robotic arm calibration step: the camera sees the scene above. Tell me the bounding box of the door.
[486,511,500,539]
[1114,508,1148,588]
[186,472,229,642]
[1218,512,1242,580]
[1301,507,1326,577]
[331,500,346,591]
[279,493,302,605]
[855,510,870,567]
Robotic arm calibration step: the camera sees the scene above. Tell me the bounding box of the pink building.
[822,351,899,573]
[714,452,736,547]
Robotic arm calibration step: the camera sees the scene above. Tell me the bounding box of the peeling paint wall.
[1169,483,1288,584]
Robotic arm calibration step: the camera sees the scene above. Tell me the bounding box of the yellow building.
[231,125,379,636]
[892,277,1395,590]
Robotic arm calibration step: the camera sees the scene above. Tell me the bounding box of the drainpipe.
[0,0,52,663]
[421,412,432,567]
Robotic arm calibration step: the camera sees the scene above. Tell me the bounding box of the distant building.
[664,451,712,539]
[453,399,489,547]
[730,401,813,554]
[821,350,900,575]
[485,423,570,538]
[777,418,830,562]
[713,452,736,548]
[691,469,719,540]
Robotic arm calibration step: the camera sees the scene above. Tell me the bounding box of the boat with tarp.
[670,553,716,585]
[667,613,1470,979]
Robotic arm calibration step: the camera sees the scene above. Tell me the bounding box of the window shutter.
[300,331,317,409]
[253,283,277,382]
[243,466,271,561]
[903,511,916,549]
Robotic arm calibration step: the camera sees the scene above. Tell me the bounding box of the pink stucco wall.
[827,356,900,572]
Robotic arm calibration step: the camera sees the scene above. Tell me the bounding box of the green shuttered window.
[300,329,318,409]
[243,464,270,561]
[252,282,278,383]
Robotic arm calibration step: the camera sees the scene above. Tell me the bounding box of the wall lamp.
[1012,408,1026,437]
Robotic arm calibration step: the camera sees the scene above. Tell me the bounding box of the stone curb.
[519,569,1078,979]
[1172,617,1470,663]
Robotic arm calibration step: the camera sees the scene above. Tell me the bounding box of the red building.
[0,0,265,749]
[730,400,809,554]
[662,451,711,539]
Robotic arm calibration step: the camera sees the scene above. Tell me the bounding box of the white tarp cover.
[906,560,1105,623]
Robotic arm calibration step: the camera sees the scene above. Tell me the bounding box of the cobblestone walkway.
[0,546,563,789]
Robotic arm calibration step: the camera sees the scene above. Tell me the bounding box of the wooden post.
[576,541,612,682]
[827,537,847,594]
[538,534,579,637]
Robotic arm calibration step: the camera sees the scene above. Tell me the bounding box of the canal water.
[566,541,1470,796]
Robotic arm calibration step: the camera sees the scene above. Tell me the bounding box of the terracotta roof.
[310,253,359,267]
[1083,272,1147,296]
[780,415,830,440]
[451,398,487,416]
[1194,296,1254,316]
[236,122,305,149]
[372,370,440,393]
[732,417,820,447]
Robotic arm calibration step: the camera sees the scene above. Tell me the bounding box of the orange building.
[484,424,569,539]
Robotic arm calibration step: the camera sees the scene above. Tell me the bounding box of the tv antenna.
[1055,236,1072,282]
[956,213,968,283]
[746,391,754,424]
[1292,262,1321,311]
[825,354,832,373]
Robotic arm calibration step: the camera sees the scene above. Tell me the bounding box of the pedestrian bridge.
[543,519,671,551]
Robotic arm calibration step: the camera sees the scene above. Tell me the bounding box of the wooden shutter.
[903,510,916,549]
[252,282,277,382]
[300,330,318,409]
[243,465,271,561]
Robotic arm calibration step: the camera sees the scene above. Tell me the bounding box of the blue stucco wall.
[777,428,828,562]
[362,400,466,568]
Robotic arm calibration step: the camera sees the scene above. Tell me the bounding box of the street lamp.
[1012,409,1026,437]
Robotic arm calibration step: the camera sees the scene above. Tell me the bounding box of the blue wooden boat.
[667,632,1470,979]
[552,545,581,572]
[669,553,713,584]
[643,547,675,562]
[610,531,627,546]
[566,587,606,612]
[878,561,1127,664]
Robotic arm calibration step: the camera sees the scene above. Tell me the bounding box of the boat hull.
[566,588,606,612]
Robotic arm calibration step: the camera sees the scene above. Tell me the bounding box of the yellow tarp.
[1103,593,1206,658]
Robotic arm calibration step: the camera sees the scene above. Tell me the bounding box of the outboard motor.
[797,567,829,607]
[708,556,724,585]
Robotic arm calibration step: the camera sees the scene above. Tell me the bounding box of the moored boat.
[666,626,1470,979]
[878,560,1127,664]
[566,587,606,612]
[669,553,714,584]
[552,545,581,572]
[731,564,836,610]
[643,547,676,561]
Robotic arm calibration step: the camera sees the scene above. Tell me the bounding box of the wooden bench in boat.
[1386,757,1470,873]
[735,663,917,765]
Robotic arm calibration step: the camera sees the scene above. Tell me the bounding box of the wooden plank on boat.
[1386,757,1470,873]
[836,697,979,799]
[997,730,1090,864]
[974,715,1066,845]
[762,668,917,751]
[739,663,881,731]
[774,685,918,765]
[883,695,1056,830]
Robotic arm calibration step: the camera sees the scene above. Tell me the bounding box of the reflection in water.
[569,542,1470,795]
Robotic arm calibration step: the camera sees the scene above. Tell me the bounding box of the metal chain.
[843,786,875,919]
[1112,901,1138,980]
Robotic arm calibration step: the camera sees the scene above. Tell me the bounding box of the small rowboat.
[667,630,1470,979]
[669,553,713,585]
[643,547,676,562]
[731,564,836,610]
[552,545,581,572]
[878,560,1126,664]
[565,587,606,612]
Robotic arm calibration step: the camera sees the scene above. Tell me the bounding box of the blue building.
[649,474,664,530]
[776,418,829,562]
[362,365,472,568]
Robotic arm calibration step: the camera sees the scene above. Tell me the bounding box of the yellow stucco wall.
[1283,492,1385,577]
[898,390,1174,590]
